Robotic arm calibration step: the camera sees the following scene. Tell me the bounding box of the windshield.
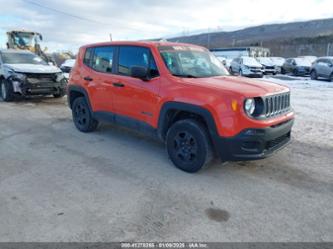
[1,52,47,65]
[159,46,229,78]
[62,59,76,67]
[13,33,34,47]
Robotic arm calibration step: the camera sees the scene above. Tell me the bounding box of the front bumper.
[263,68,278,75]
[295,67,310,75]
[243,68,264,77]
[21,81,66,95]
[244,72,263,78]
[215,118,294,161]
[10,76,67,96]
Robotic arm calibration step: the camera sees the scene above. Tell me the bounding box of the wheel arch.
[67,85,92,111]
[157,102,219,144]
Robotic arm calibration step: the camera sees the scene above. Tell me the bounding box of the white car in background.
[256,57,278,75]
[270,57,285,73]
[298,56,317,64]
[60,59,76,79]
[229,56,264,78]
[216,56,232,69]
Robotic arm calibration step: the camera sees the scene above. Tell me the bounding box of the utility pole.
[327,43,331,56]
[109,34,112,41]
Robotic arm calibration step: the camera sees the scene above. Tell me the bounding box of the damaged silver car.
[0,49,67,102]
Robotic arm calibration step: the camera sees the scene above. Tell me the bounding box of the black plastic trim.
[67,85,93,111]
[157,102,219,145]
[93,111,157,138]
[215,118,294,161]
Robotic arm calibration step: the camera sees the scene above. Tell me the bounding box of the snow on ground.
[263,75,333,180]
[261,75,333,147]
[261,75,333,179]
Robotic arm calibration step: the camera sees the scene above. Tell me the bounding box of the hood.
[271,59,285,67]
[61,59,75,68]
[178,76,288,97]
[4,64,61,74]
[243,61,263,68]
[260,61,275,67]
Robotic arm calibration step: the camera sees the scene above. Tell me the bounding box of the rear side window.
[91,46,115,73]
[83,48,92,66]
[118,46,159,78]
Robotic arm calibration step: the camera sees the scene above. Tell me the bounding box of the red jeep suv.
[68,41,294,173]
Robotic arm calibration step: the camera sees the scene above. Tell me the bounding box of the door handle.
[83,76,93,81]
[113,82,125,87]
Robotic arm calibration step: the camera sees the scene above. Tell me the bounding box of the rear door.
[231,58,239,73]
[321,59,331,78]
[315,59,325,77]
[84,46,116,112]
[112,45,161,127]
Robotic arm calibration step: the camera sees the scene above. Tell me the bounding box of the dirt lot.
[0,76,332,242]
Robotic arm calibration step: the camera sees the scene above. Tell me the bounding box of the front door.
[112,46,161,127]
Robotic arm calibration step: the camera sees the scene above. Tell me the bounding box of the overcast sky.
[0,0,332,53]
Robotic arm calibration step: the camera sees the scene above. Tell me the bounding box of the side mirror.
[130,66,149,81]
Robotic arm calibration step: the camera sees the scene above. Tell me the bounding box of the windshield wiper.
[172,74,198,78]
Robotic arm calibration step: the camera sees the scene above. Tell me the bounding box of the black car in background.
[281,58,312,76]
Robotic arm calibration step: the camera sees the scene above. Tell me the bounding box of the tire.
[0,79,14,102]
[53,89,66,98]
[329,73,333,82]
[281,68,286,74]
[166,119,213,173]
[72,97,98,132]
[310,70,317,80]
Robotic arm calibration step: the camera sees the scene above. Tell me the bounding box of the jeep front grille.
[264,92,291,118]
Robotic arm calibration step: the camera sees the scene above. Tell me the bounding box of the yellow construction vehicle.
[6,30,54,64]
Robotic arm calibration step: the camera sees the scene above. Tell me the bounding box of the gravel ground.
[0,76,332,242]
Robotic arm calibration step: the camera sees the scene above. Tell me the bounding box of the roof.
[7,30,41,35]
[318,56,333,59]
[210,47,270,52]
[80,40,205,50]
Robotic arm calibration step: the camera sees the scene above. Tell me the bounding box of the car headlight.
[244,98,255,115]
[56,72,66,82]
[8,70,26,81]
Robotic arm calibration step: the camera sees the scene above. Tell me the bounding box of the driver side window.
[118,46,159,78]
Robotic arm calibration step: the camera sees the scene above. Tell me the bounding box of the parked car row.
[221,54,332,81]
[280,56,333,81]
